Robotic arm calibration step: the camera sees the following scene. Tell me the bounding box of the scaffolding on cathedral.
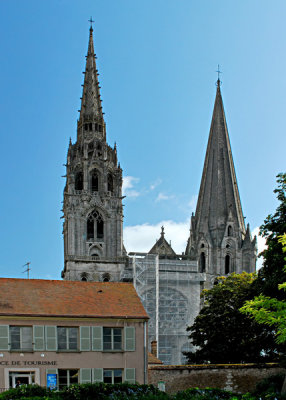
[131,254,203,365]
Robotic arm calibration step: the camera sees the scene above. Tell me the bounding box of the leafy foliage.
[254,173,286,300]
[241,234,286,344]
[1,383,286,400]
[184,273,278,364]
[0,383,166,400]
[252,373,286,398]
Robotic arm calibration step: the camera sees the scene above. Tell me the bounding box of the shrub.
[251,373,286,398]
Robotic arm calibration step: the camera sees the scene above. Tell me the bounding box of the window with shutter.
[92,326,103,351]
[45,326,57,351]
[92,368,103,382]
[0,326,9,350]
[80,326,91,351]
[80,369,91,383]
[125,327,135,351]
[33,326,45,351]
[125,368,136,384]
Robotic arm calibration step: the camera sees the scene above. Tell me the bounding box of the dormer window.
[227,225,233,236]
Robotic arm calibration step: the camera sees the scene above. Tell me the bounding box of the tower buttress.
[186,79,256,283]
[62,26,128,282]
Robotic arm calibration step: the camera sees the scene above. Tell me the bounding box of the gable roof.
[0,278,148,319]
[148,227,177,258]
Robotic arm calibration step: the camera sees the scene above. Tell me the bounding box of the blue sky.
[0,0,285,279]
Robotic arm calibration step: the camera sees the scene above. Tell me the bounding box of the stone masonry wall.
[148,364,285,394]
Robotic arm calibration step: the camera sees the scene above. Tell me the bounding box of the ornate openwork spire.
[79,26,103,121]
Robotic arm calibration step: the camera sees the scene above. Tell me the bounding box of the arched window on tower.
[75,171,83,191]
[227,225,233,236]
[87,217,94,240]
[225,255,230,275]
[200,252,206,273]
[91,170,99,192]
[86,210,104,241]
[107,173,113,193]
[97,217,104,239]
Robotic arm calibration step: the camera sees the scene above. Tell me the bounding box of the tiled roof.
[0,278,149,319]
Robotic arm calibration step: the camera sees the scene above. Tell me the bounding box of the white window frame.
[58,369,79,389]
[103,369,122,384]
[10,326,33,352]
[57,327,78,351]
[103,327,122,351]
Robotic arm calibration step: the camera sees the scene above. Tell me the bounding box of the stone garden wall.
[148,363,285,394]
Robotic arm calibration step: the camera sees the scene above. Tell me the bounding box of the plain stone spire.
[186,79,256,281]
[195,79,245,240]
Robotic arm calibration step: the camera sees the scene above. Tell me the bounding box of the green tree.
[241,234,286,392]
[184,272,278,364]
[241,234,286,344]
[254,173,286,300]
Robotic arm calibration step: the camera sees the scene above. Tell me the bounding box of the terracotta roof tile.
[0,278,149,319]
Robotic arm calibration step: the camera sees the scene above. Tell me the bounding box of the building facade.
[61,27,256,365]
[0,279,148,389]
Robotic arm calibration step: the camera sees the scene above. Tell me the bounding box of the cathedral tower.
[61,26,127,282]
[186,79,256,283]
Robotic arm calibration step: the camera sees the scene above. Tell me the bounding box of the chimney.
[151,340,158,357]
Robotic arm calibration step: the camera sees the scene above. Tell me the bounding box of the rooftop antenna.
[22,262,31,279]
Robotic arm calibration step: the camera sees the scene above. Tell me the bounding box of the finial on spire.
[161,226,165,237]
[216,64,222,86]
[88,16,94,30]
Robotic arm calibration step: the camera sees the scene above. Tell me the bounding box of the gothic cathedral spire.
[62,26,128,282]
[186,79,256,282]
[79,26,103,123]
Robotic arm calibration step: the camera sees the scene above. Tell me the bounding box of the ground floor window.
[103,369,122,384]
[58,369,79,389]
[9,371,35,388]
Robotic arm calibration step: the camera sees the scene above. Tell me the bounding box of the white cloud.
[124,222,267,271]
[252,227,267,270]
[155,192,173,202]
[150,179,162,191]
[124,219,190,254]
[122,176,140,198]
[188,195,198,213]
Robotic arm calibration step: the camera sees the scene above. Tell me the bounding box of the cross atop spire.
[88,16,94,28]
[216,64,222,86]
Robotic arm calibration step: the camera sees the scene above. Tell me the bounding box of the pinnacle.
[79,26,104,121]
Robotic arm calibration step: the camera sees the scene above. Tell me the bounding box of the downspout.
[144,320,147,384]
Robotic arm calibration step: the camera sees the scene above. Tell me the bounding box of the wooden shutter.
[125,327,135,351]
[92,368,103,382]
[45,326,57,351]
[80,368,92,383]
[0,325,9,350]
[80,326,91,351]
[33,326,45,351]
[125,368,136,384]
[92,326,102,351]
